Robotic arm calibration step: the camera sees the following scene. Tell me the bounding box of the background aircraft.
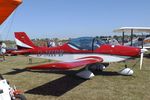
[12,32,147,79]
[123,37,150,49]
[114,27,150,49]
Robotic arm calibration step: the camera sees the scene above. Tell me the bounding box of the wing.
[0,0,22,25]
[27,56,103,70]
[143,46,150,49]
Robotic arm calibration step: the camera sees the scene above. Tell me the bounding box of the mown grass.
[0,55,150,100]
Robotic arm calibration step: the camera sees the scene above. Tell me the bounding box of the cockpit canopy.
[68,37,106,50]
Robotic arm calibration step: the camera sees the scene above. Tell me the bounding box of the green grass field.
[0,55,150,100]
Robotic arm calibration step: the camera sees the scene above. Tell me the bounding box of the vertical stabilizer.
[15,32,36,49]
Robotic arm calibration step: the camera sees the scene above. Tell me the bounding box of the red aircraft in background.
[12,32,147,79]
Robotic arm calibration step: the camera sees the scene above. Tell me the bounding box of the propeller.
[140,48,148,70]
[139,33,148,70]
[139,33,146,70]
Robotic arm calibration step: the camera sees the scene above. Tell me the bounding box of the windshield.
[68,37,105,50]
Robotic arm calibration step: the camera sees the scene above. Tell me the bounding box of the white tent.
[113,27,150,46]
[114,27,150,33]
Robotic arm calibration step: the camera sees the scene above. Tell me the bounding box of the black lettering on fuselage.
[36,50,64,57]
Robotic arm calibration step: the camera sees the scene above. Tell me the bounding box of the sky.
[1,0,150,40]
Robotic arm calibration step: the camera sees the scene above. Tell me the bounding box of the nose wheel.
[118,62,134,76]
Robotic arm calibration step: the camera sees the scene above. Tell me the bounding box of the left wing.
[27,56,103,70]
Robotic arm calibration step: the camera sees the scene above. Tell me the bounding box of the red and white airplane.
[12,32,147,79]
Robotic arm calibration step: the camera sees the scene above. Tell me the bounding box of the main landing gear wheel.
[76,70,95,79]
[76,63,109,79]
[76,67,95,79]
[14,94,26,100]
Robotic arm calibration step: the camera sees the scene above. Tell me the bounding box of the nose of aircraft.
[97,45,141,57]
[113,45,141,57]
[141,48,148,53]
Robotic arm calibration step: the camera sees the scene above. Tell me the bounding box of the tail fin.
[15,32,36,50]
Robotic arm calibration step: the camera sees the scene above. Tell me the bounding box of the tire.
[14,94,26,100]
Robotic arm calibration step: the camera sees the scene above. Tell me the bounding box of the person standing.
[0,41,6,61]
[47,39,56,47]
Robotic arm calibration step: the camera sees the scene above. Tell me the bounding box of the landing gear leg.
[124,64,127,68]
[28,57,32,64]
[88,63,106,71]
[124,61,128,68]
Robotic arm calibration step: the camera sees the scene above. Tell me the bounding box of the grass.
[0,55,150,100]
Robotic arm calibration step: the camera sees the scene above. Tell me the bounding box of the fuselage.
[13,33,141,63]
[13,43,141,63]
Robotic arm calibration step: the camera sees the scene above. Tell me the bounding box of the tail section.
[15,32,36,50]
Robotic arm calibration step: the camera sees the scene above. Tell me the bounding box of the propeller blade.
[140,52,144,70]
[140,48,148,70]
